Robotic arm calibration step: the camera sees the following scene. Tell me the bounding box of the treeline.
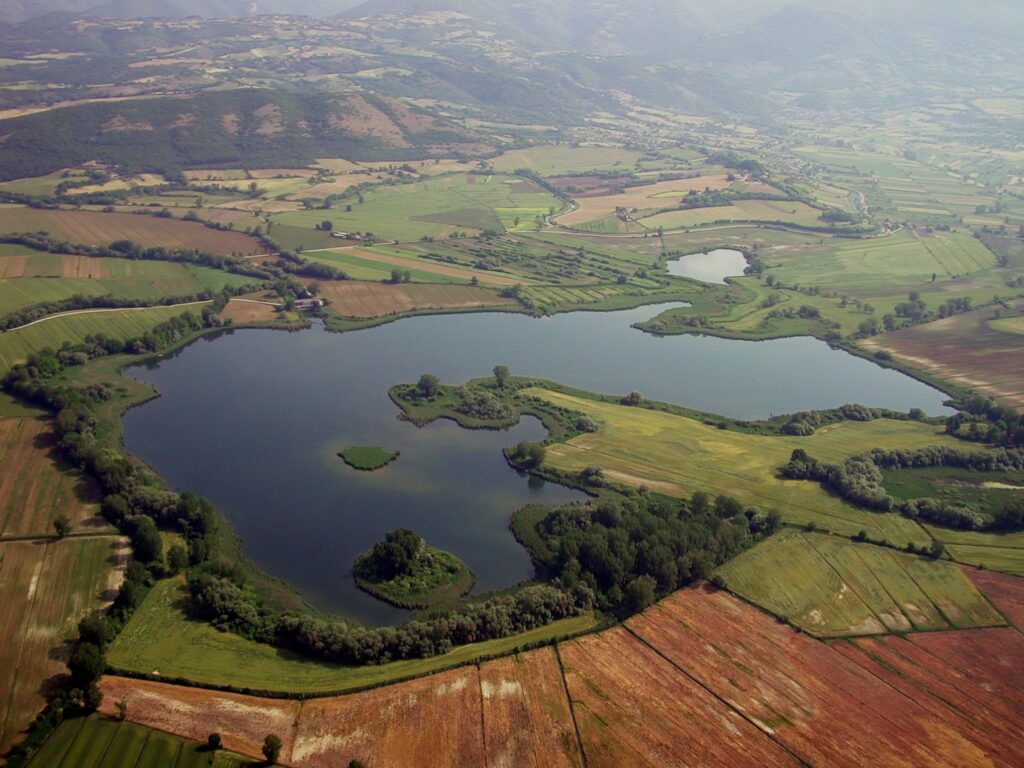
[4,343,591,669]
[526,491,779,616]
[946,394,1024,448]
[192,577,588,666]
[271,248,348,281]
[778,403,929,436]
[0,283,261,332]
[780,445,1024,531]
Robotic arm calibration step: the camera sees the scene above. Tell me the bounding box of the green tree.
[68,642,106,687]
[320,220,334,231]
[78,614,113,650]
[53,514,71,538]
[262,734,282,765]
[130,516,163,563]
[417,373,440,398]
[166,544,188,575]
[208,733,222,751]
[493,365,510,387]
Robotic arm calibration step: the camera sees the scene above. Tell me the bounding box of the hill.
[0,89,488,180]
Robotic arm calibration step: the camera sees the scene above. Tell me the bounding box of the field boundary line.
[2,300,213,333]
[474,663,490,768]
[621,623,814,767]
[553,644,588,768]
[802,533,892,633]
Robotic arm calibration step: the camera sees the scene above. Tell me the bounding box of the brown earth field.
[0,207,262,255]
[318,280,513,318]
[0,536,128,755]
[0,254,109,278]
[860,301,1024,411]
[92,578,1024,767]
[220,297,281,325]
[0,416,104,537]
[966,567,1024,628]
[558,174,735,227]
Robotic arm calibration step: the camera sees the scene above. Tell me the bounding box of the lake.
[123,303,953,624]
[667,248,749,283]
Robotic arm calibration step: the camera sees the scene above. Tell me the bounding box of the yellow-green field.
[490,146,644,175]
[108,579,597,694]
[525,388,968,546]
[0,303,210,373]
[717,530,1005,636]
[924,526,1024,575]
[640,199,825,230]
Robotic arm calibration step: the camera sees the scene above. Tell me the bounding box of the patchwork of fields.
[718,530,1004,636]
[92,579,1024,767]
[0,207,261,254]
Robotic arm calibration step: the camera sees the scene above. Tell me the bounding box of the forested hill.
[0,90,489,181]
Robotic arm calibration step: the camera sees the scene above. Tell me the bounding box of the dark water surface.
[123,303,953,624]
[666,248,750,283]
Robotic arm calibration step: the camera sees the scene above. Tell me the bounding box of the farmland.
[90,583,1024,767]
[0,536,126,755]
[861,301,1024,411]
[640,199,826,230]
[107,578,598,695]
[0,207,262,254]
[0,303,212,373]
[304,244,522,285]
[25,715,251,768]
[716,530,1004,636]
[269,173,563,245]
[524,388,959,545]
[0,258,253,315]
[318,280,512,320]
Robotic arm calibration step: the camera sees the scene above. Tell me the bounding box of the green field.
[0,304,211,373]
[269,173,562,244]
[490,146,645,175]
[924,526,1024,575]
[108,579,597,694]
[0,263,251,315]
[526,388,967,547]
[717,530,1005,636]
[640,199,826,230]
[27,716,250,768]
[881,466,1024,521]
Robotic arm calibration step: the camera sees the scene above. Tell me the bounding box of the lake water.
[123,303,953,624]
[667,248,749,283]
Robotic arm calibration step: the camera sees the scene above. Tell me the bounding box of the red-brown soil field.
[477,648,582,768]
[0,207,262,255]
[97,677,301,759]
[966,566,1024,628]
[318,280,512,318]
[559,626,800,767]
[861,301,1024,411]
[291,666,485,768]
[93,581,1024,767]
[629,584,1021,767]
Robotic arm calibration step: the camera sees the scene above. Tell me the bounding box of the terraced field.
[525,388,960,545]
[0,207,261,254]
[717,530,1004,635]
